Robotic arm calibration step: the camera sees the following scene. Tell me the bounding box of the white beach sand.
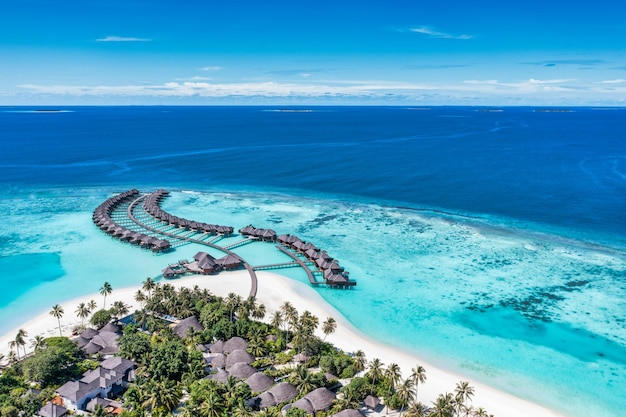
[0,271,566,417]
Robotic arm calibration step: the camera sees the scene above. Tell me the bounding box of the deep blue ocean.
[1,106,625,416]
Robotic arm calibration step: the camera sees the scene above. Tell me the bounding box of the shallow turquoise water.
[1,187,625,417]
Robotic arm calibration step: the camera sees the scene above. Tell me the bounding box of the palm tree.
[100,281,113,309]
[8,340,18,359]
[385,363,402,413]
[135,290,147,308]
[454,381,475,416]
[134,309,149,331]
[411,364,427,400]
[353,350,367,373]
[270,311,283,336]
[220,375,243,409]
[296,310,318,353]
[142,379,182,414]
[30,335,46,352]
[111,300,130,319]
[30,334,46,352]
[395,378,416,415]
[472,407,490,417]
[280,301,298,341]
[405,402,429,417]
[199,390,226,417]
[142,277,156,300]
[76,302,90,326]
[430,393,455,417]
[290,365,317,395]
[225,292,242,322]
[87,299,97,313]
[232,402,252,417]
[321,317,337,341]
[50,304,64,336]
[247,336,267,357]
[367,358,384,394]
[252,303,266,320]
[14,329,28,358]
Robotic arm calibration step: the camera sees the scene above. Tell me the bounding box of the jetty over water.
[92,189,356,295]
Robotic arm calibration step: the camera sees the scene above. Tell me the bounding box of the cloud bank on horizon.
[1,0,625,105]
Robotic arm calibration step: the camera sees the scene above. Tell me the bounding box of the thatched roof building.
[225,349,255,367]
[172,316,204,339]
[224,336,247,353]
[209,340,225,354]
[208,369,230,383]
[256,382,297,408]
[217,253,243,270]
[206,353,226,369]
[364,395,381,410]
[286,387,336,414]
[245,372,275,393]
[228,362,257,380]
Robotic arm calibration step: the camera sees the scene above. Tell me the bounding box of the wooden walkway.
[126,196,258,298]
[276,246,320,285]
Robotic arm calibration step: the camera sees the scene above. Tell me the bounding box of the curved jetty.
[92,189,171,252]
[92,190,355,293]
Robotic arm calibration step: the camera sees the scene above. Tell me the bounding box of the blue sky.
[2,0,626,105]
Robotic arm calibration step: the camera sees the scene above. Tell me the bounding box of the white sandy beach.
[0,271,566,417]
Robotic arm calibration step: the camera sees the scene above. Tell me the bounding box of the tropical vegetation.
[0,280,493,417]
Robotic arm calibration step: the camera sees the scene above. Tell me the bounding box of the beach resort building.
[55,357,136,411]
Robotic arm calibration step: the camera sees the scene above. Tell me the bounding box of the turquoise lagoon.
[0,187,624,417]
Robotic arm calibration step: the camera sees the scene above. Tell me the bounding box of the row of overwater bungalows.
[240,226,355,287]
[277,234,355,286]
[92,189,171,252]
[238,225,277,242]
[143,189,234,235]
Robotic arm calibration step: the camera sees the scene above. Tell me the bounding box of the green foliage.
[386,392,401,410]
[251,357,273,369]
[0,374,23,397]
[274,351,294,364]
[21,338,83,387]
[118,330,152,363]
[320,351,356,378]
[90,308,113,328]
[341,377,369,401]
[208,319,236,341]
[340,365,356,379]
[44,336,82,357]
[262,367,294,379]
[77,359,100,374]
[286,407,309,417]
[146,339,189,381]
[0,405,19,417]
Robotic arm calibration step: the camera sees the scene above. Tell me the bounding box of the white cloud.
[16,80,437,99]
[15,77,626,104]
[410,26,472,40]
[199,66,223,71]
[463,78,578,93]
[598,79,626,84]
[175,76,213,81]
[96,36,150,42]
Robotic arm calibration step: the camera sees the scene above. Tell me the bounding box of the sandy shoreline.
[0,271,566,417]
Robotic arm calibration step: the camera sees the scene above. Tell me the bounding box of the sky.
[1,0,626,105]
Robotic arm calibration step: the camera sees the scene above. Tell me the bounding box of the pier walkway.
[276,246,320,285]
[93,189,355,298]
[126,195,258,298]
